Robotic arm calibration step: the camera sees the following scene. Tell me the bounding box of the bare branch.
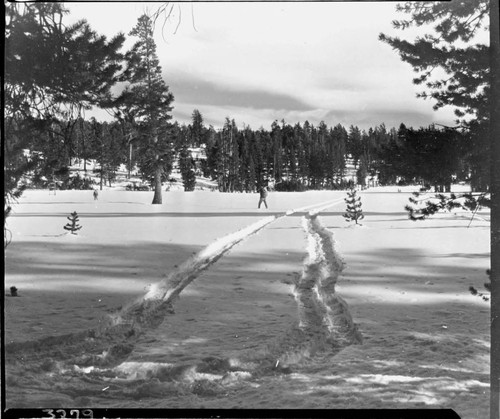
[150,2,198,39]
[173,3,181,35]
[191,3,198,32]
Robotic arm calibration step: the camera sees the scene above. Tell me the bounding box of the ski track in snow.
[258,210,364,370]
[291,213,363,352]
[5,197,359,394]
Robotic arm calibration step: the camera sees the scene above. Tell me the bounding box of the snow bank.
[4,189,490,417]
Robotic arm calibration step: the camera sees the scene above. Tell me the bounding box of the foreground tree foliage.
[4,2,125,246]
[405,191,490,221]
[381,1,499,416]
[379,0,490,192]
[5,3,125,120]
[379,0,489,121]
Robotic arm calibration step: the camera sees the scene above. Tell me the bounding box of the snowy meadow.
[4,187,490,418]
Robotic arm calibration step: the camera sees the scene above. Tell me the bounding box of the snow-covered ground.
[4,186,490,417]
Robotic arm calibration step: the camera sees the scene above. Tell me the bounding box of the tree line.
[187,114,489,193]
[5,105,490,195]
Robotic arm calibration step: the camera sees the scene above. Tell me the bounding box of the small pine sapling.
[343,188,364,225]
[64,211,82,235]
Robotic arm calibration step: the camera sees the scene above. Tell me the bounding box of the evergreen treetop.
[115,14,174,125]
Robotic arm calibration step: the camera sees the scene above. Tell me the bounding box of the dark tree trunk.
[152,164,162,204]
[490,0,500,417]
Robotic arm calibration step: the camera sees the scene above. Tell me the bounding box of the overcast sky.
[66,1,462,131]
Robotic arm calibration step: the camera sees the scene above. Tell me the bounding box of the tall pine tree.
[114,14,175,204]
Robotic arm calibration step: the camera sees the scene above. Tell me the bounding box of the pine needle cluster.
[469,269,491,302]
[405,191,490,221]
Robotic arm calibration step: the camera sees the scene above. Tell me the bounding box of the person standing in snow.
[258,185,269,209]
[93,189,99,200]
